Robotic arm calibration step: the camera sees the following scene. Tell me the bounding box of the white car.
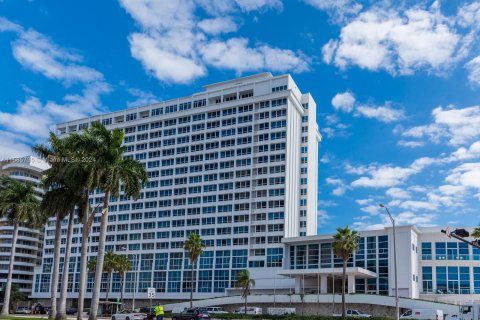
[15,307,31,314]
[205,307,228,314]
[335,309,372,317]
[111,310,146,320]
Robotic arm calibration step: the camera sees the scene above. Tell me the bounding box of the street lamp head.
[379,203,385,208]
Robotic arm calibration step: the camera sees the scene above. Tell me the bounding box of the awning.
[277,267,378,278]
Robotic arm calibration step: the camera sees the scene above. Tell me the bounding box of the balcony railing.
[421,254,480,260]
[421,289,480,295]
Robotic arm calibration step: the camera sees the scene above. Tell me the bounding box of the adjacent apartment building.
[31,73,322,303]
[0,156,48,295]
[282,226,480,305]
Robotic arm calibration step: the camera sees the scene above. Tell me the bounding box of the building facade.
[0,156,48,295]
[31,73,321,303]
[282,226,480,305]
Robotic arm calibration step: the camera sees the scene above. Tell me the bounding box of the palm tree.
[40,187,82,320]
[333,227,360,318]
[114,255,132,309]
[183,233,205,308]
[87,252,117,304]
[236,269,255,315]
[72,123,147,320]
[0,177,44,315]
[472,227,480,239]
[33,133,88,320]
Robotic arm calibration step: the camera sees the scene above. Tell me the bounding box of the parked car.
[334,309,371,317]
[66,308,78,315]
[401,309,444,320]
[15,306,31,314]
[172,308,211,320]
[112,309,147,320]
[236,307,263,314]
[205,307,228,314]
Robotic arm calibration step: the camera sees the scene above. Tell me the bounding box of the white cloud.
[350,157,436,188]
[399,200,437,211]
[331,90,404,123]
[303,0,362,24]
[355,103,405,123]
[446,162,480,190]
[0,19,103,85]
[0,130,35,159]
[200,38,309,74]
[331,91,355,112]
[360,205,381,215]
[0,18,110,156]
[317,209,332,224]
[386,187,411,199]
[126,88,159,108]
[323,4,462,75]
[402,105,480,146]
[119,0,308,84]
[129,33,206,84]
[457,2,480,29]
[465,55,480,86]
[233,0,282,11]
[326,177,348,196]
[398,140,425,148]
[198,17,238,35]
[448,141,480,161]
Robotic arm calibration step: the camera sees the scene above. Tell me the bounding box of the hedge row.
[209,315,391,320]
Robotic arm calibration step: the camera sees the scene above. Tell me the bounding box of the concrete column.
[348,275,356,294]
[321,275,328,294]
[294,276,302,294]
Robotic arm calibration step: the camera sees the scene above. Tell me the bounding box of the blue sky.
[1,0,479,233]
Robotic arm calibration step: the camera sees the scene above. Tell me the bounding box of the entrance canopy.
[278,267,377,279]
[278,267,377,294]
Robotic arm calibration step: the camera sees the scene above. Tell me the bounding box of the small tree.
[114,255,132,309]
[236,269,255,315]
[183,233,205,308]
[333,227,360,318]
[87,252,117,302]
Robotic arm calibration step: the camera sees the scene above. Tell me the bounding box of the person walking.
[153,305,164,320]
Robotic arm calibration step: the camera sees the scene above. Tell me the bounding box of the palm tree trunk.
[244,290,248,315]
[120,274,124,310]
[77,198,92,320]
[105,271,112,315]
[342,260,347,318]
[57,210,75,320]
[89,192,110,320]
[50,214,62,320]
[190,263,194,308]
[0,222,19,315]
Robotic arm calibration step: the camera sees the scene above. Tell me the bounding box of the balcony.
[420,254,480,261]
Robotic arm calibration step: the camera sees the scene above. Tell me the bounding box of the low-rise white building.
[0,156,48,295]
[281,226,480,305]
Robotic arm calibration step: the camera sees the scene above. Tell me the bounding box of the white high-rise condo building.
[0,156,48,295]
[31,73,321,303]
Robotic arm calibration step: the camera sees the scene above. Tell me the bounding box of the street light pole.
[380,204,399,320]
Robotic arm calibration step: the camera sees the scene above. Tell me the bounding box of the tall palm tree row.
[33,123,147,320]
[184,233,206,308]
[34,132,89,320]
[67,122,147,320]
[0,177,44,316]
[236,269,255,315]
[333,227,360,318]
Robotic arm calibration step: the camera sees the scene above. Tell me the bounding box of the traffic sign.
[147,287,156,298]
